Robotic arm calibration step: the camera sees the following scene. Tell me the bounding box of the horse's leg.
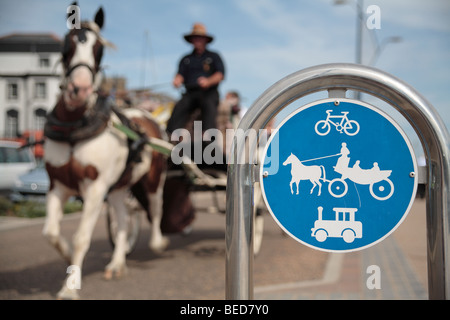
[295,181,300,195]
[104,188,129,280]
[148,183,169,253]
[42,186,72,263]
[57,182,107,300]
[316,179,322,196]
[310,180,317,194]
[289,180,294,194]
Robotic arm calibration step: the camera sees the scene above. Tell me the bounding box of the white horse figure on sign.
[283,153,326,196]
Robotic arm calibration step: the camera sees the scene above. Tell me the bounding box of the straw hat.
[183,23,214,43]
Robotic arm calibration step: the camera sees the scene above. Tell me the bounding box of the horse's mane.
[80,21,116,49]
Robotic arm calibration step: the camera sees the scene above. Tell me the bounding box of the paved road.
[0,192,428,300]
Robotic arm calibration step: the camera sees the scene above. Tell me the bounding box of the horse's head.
[61,4,112,109]
[283,153,296,166]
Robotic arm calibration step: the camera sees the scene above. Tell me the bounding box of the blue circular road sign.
[260,98,418,252]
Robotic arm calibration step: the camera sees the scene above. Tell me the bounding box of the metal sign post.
[225,63,450,300]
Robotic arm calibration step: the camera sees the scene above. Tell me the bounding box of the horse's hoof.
[104,266,128,280]
[57,286,80,300]
[104,269,113,280]
[149,237,169,253]
[182,225,193,236]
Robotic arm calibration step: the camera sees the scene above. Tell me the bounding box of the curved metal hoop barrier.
[225,63,450,300]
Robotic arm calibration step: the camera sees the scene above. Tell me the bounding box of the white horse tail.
[320,165,326,181]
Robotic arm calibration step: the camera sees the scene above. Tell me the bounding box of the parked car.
[0,141,36,192]
[11,161,49,199]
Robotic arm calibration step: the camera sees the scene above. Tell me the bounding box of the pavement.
[0,196,430,300]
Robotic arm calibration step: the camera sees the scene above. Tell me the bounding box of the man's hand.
[197,71,224,89]
[197,76,210,89]
[173,74,184,88]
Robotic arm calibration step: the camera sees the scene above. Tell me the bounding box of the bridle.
[45,23,114,143]
[60,21,112,99]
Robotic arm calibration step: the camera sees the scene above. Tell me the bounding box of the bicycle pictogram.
[314,110,360,136]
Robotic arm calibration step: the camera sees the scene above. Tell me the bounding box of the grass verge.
[0,195,82,218]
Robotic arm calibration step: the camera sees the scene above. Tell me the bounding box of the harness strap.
[107,107,153,193]
[44,96,111,143]
[112,121,220,188]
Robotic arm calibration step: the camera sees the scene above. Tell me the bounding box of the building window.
[39,57,50,68]
[35,81,46,99]
[7,83,18,100]
[34,108,47,131]
[5,109,19,138]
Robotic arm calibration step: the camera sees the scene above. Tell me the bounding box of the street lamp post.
[334,0,402,99]
[355,0,363,67]
[334,0,363,66]
[334,0,364,98]
[354,0,363,99]
[368,36,403,66]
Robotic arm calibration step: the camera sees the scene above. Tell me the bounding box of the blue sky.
[1,0,449,145]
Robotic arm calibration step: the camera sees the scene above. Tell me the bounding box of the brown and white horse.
[42,6,168,299]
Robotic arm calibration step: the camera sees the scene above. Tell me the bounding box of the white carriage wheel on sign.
[370,178,395,201]
[328,178,348,198]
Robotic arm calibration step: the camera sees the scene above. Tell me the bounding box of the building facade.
[0,33,62,138]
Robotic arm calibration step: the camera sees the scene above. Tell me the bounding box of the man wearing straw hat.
[167,23,225,136]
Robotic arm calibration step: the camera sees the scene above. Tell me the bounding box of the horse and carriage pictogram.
[283,144,394,201]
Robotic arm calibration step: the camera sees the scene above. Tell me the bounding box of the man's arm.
[197,71,224,89]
